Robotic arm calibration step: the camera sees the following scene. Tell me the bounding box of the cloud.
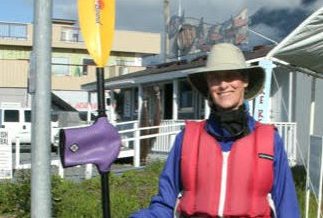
[44,0,323,45]
[249,5,317,45]
[308,0,323,9]
[53,0,77,20]
[248,0,303,15]
[116,0,163,32]
[169,0,247,24]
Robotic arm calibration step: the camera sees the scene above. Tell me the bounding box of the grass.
[0,161,318,217]
[292,166,318,218]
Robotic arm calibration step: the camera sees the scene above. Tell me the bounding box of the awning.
[267,7,323,78]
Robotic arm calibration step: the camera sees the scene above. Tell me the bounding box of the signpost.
[0,130,12,180]
[31,0,52,217]
[308,136,323,218]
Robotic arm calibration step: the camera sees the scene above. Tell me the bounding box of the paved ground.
[11,149,168,182]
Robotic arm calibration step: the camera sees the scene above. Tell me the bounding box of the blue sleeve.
[272,131,300,218]
[130,131,183,218]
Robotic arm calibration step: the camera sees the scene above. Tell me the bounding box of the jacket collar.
[205,110,256,142]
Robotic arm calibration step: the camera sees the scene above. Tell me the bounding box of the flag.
[220,18,235,43]
[207,24,223,43]
[167,15,183,39]
[233,8,248,28]
[176,24,197,55]
[235,26,248,44]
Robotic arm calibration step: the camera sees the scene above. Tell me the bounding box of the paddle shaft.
[97,67,107,117]
[96,67,111,218]
[101,172,111,218]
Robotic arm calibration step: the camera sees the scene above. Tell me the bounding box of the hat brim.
[187,66,265,100]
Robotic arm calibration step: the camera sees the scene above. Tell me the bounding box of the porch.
[12,119,297,179]
[115,119,298,167]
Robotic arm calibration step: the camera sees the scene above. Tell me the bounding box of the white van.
[0,107,32,144]
[0,107,59,145]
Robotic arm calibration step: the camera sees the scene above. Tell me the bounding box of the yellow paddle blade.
[78,0,115,67]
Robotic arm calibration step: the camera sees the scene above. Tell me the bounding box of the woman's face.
[207,71,248,111]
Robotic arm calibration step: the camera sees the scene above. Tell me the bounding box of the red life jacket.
[177,120,274,217]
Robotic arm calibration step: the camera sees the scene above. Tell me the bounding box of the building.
[82,44,323,166]
[0,19,160,113]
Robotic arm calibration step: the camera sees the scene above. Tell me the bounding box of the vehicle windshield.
[4,110,19,122]
[24,110,31,123]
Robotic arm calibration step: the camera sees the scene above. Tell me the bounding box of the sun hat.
[188,43,265,100]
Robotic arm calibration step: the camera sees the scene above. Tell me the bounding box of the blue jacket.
[130,115,300,218]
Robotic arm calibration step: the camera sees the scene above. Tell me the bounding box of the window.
[52,57,69,75]
[61,27,80,42]
[0,23,27,39]
[179,80,193,109]
[82,59,95,75]
[4,110,19,122]
[24,110,31,123]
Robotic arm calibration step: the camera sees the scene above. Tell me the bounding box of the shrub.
[0,161,315,217]
[0,161,163,217]
[0,170,31,217]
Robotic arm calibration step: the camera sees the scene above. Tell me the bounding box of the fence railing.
[115,120,297,166]
[270,122,297,166]
[12,120,297,179]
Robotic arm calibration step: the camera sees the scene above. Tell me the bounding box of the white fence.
[11,120,297,179]
[271,122,297,166]
[116,120,297,166]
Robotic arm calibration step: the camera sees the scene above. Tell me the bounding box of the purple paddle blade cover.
[60,116,121,173]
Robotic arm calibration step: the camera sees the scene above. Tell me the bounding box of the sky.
[0,0,322,46]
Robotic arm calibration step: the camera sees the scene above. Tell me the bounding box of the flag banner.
[233,8,248,27]
[309,136,323,198]
[253,59,274,123]
[167,8,248,58]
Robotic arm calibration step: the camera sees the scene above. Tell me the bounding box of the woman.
[131,43,300,218]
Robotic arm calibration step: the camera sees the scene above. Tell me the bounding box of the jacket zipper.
[218,151,230,217]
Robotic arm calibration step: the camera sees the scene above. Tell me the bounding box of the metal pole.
[96,67,111,218]
[97,68,106,117]
[31,0,52,217]
[163,0,170,62]
[305,77,316,218]
[172,79,178,120]
[101,173,111,218]
[178,0,182,16]
[288,71,293,122]
[134,85,143,167]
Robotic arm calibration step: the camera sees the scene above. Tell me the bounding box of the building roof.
[82,45,274,91]
[52,92,77,111]
[267,6,323,79]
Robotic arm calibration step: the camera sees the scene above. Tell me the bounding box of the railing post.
[15,137,20,169]
[85,164,93,179]
[204,99,210,119]
[173,80,178,120]
[134,122,140,167]
[58,159,64,178]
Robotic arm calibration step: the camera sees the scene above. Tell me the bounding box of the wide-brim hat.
[188,43,265,100]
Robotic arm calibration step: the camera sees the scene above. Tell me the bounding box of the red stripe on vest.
[177,120,274,217]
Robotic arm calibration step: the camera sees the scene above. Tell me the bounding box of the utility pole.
[31,0,52,217]
[163,0,170,62]
[178,0,182,16]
